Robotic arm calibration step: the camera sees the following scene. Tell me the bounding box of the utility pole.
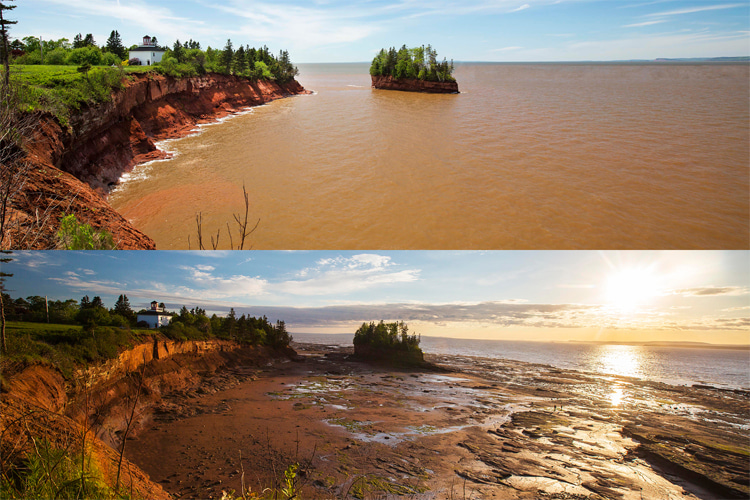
[39,36,43,64]
[45,295,49,323]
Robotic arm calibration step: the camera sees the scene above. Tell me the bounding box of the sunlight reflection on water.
[597,345,644,407]
[598,345,643,379]
[609,387,625,407]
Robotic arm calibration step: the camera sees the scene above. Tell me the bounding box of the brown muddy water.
[108,63,749,249]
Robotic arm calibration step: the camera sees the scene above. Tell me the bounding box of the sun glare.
[609,387,625,407]
[605,267,662,313]
[599,345,642,379]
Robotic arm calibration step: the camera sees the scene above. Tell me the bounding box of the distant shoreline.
[298,57,750,65]
[559,340,750,350]
[291,333,750,351]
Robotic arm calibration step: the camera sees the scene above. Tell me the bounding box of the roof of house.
[129,46,166,52]
[137,310,174,317]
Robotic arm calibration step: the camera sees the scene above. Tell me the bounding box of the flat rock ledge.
[371,75,459,93]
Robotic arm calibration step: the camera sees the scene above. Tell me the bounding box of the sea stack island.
[370,44,459,93]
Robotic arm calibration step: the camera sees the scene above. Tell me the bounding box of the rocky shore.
[371,75,459,93]
[123,343,749,499]
[8,74,310,249]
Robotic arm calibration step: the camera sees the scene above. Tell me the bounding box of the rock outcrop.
[371,75,459,93]
[7,74,309,250]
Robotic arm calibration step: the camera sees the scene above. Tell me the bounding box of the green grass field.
[6,320,83,334]
[5,64,155,123]
[3,321,154,379]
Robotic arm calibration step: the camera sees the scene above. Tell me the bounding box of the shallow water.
[109,62,750,249]
[293,333,750,389]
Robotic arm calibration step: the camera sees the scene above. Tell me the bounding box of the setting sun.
[605,267,663,313]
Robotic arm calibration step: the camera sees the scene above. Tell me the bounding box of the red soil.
[371,75,459,93]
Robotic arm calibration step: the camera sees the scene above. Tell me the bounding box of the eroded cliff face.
[4,338,273,415]
[9,74,309,250]
[58,74,309,191]
[1,338,286,498]
[371,75,459,93]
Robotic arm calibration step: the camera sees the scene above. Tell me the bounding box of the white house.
[137,300,173,328]
[128,35,166,66]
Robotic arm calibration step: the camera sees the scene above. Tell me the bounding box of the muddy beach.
[125,343,750,499]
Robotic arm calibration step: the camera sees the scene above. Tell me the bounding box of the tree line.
[1,292,292,348]
[370,45,455,82]
[4,31,133,67]
[1,26,299,82]
[160,38,299,82]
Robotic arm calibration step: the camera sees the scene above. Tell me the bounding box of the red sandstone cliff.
[7,74,309,250]
[371,75,459,93]
[0,338,288,498]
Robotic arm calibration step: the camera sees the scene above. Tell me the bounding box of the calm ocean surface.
[109,62,749,250]
[292,332,750,390]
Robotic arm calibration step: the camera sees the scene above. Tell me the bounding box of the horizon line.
[296,56,750,64]
[290,332,750,348]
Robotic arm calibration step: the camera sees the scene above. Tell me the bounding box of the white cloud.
[11,251,58,269]
[669,286,749,297]
[277,253,419,296]
[233,300,749,332]
[48,275,128,296]
[623,20,667,28]
[212,1,380,47]
[33,0,214,43]
[492,46,524,52]
[647,3,745,17]
[509,4,531,13]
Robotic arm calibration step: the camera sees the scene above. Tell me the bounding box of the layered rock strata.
[371,75,459,93]
[9,74,309,249]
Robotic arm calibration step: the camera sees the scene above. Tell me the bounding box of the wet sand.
[125,344,750,499]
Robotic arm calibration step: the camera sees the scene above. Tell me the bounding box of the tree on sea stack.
[370,44,455,83]
[353,321,424,366]
[370,44,457,93]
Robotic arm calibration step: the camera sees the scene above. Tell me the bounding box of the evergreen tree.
[172,39,185,63]
[105,30,126,60]
[82,33,96,47]
[113,294,135,324]
[72,33,83,48]
[151,36,158,48]
[369,44,454,82]
[0,0,17,90]
[221,38,233,74]
[233,45,246,75]
[222,307,237,337]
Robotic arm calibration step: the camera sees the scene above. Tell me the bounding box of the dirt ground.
[125,343,750,499]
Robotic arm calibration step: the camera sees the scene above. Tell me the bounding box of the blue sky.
[13,0,750,62]
[4,250,748,343]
